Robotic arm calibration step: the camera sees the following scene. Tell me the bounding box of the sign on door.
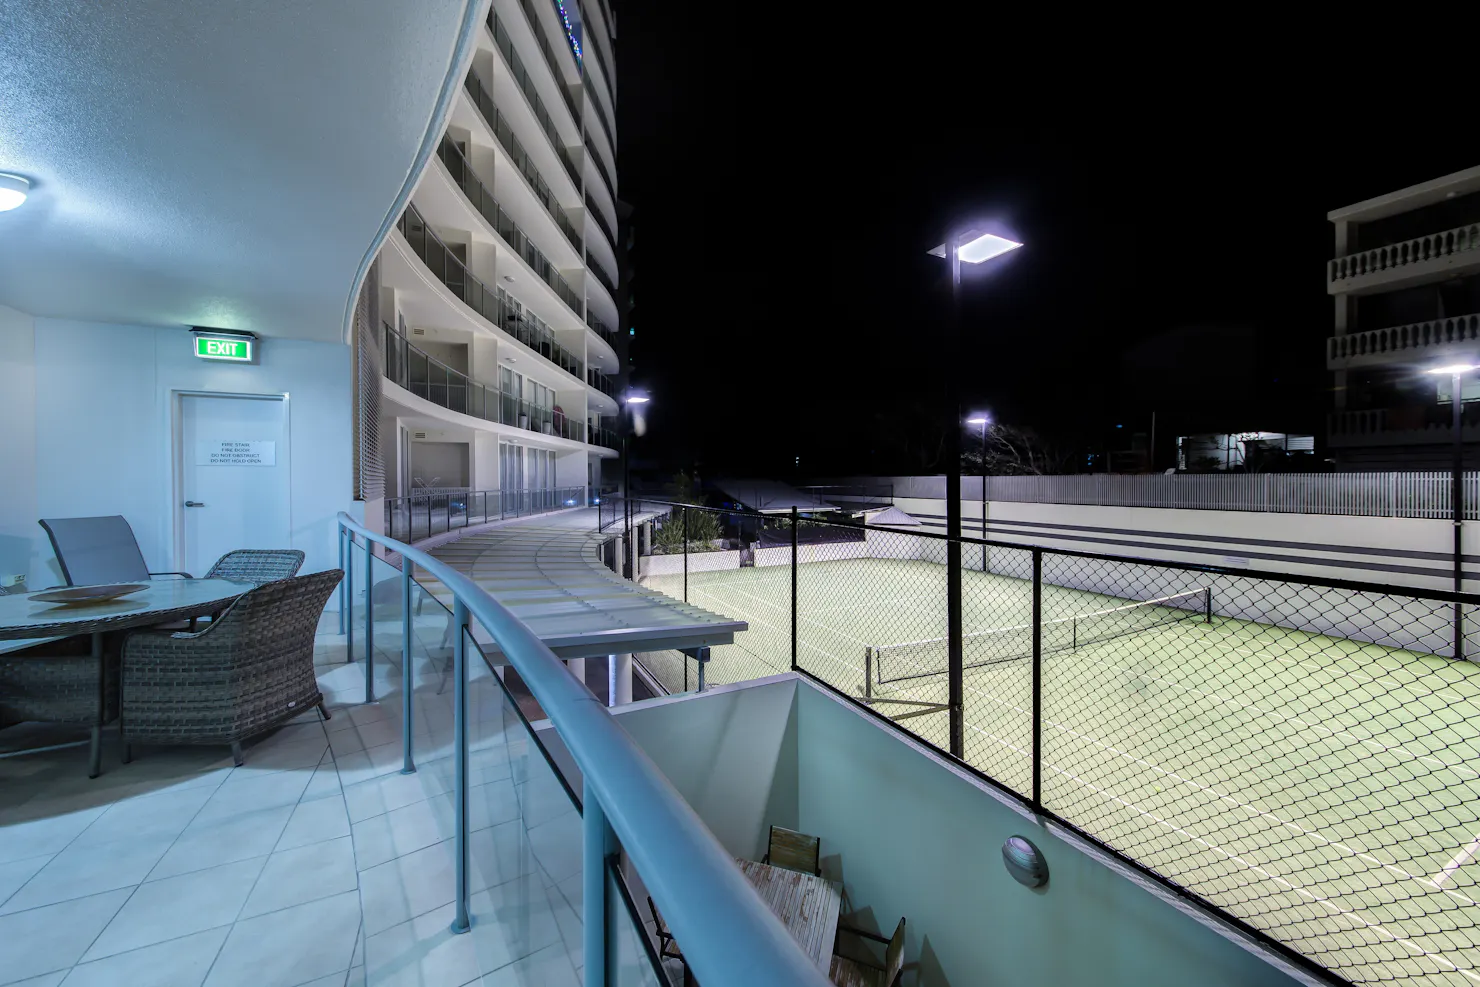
[196,440,276,467]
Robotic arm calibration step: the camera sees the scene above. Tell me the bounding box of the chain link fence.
[615,497,1480,985]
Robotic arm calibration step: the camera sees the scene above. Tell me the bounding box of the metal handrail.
[335,512,829,986]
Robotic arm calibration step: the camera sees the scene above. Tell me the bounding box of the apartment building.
[371,0,625,514]
[1327,165,1480,467]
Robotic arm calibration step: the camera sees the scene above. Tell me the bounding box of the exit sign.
[194,335,254,362]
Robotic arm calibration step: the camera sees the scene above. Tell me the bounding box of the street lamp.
[966,415,990,558]
[1425,363,1478,660]
[929,229,1022,759]
[621,393,650,579]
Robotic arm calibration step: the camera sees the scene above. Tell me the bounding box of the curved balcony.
[514,0,582,128]
[397,203,585,382]
[585,191,617,250]
[1327,313,1480,370]
[488,8,582,194]
[587,311,619,350]
[587,367,616,400]
[381,321,592,443]
[586,134,616,204]
[588,251,617,298]
[464,70,583,264]
[1328,222,1480,295]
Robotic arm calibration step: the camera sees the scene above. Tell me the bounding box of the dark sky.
[613,13,1479,479]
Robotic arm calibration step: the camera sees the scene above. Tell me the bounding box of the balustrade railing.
[488,8,583,194]
[515,0,583,128]
[586,192,616,246]
[586,136,616,202]
[588,252,617,296]
[1329,222,1480,285]
[1327,313,1480,366]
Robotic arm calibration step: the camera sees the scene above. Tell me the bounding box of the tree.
[652,505,721,554]
[962,423,1074,476]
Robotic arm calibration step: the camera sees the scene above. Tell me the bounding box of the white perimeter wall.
[0,315,360,588]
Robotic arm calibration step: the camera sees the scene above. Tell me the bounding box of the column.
[566,657,587,692]
[607,653,632,706]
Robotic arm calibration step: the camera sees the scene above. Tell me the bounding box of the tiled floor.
[0,612,586,987]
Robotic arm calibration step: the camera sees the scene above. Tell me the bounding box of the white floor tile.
[333,742,407,788]
[235,735,329,775]
[193,770,311,823]
[58,925,230,987]
[0,888,131,986]
[0,807,105,866]
[83,857,265,961]
[297,975,349,987]
[300,754,343,803]
[357,839,456,937]
[0,855,54,910]
[342,768,449,824]
[147,806,294,882]
[478,941,580,987]
[275,795,351,851]
[69,788,214,850]
[5,973,65,987]
[524,812,581,885]
[344,967,364,987]
[0,833,173,915]
[203,890,360,987]
[350,797,455,871]
[239,836,358,920]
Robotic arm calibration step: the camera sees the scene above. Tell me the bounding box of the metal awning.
[712,479,837,514]
[414,509,746,659]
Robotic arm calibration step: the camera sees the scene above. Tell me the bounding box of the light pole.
[621,393,650,580]
[929,230,1022,758]
[1426,363,1477,661]
[967,415,990,568]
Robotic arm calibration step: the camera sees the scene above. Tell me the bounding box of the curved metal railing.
[334,511,828,986]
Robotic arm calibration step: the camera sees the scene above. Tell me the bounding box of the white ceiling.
[0,0,480,342]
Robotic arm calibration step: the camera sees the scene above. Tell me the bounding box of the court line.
[1435,836,1480,887]
[688,586,864,684]
[957,715,1480,984]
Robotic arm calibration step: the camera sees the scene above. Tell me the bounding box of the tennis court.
[643,556,1480,986]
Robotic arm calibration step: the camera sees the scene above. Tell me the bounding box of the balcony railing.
[585,192,616,247]
[435,137,582,314]
[463,73,586,299]
[586,311,618,348]
[586,136,616,201]
[488,8,582,194]
[1327,313,1480,369]
[590,423,619,449]
[381,321,590,442]
[587,367,616,399]
[396,204,586,381]
[383,486,585,542]
[584,59,616,154]
[1328,222,1480,291]
[515,0,583,128]
[588,252,617,297]
[585,16,616,105]
[1329,404,1480,446]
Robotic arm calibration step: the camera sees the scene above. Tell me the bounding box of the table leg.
[89,631,104,779]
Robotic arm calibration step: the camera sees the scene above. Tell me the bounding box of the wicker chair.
[204,549,305,585]
[0,637,118,775]
[119,569,342,765]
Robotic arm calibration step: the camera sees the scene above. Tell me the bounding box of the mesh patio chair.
[39,516,191,586]
[204,549,306,586]
[119,569,342,765]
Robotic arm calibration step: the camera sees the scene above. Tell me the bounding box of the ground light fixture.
[0,173,30,211]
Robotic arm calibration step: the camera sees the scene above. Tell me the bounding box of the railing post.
[450,598,471,934]
[682,507,689,603]
[791,506,799,669]
[345,532,355,665]
[1031,548,1043,812]
[337,524,346,634]
[364,538,376,704]
[400,565,416,774]
[694,645,710,692]
[583,789,615,987]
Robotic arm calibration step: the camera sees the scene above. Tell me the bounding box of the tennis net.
[867,587,1211,689]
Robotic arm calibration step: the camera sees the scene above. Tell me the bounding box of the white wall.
[0,304,38,585]
[22,318,359,586]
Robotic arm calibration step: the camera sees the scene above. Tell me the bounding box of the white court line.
[1220,639,1469,707]
[1434,836,1480,887]
[958,715,1480,984]
[688,586,864,683]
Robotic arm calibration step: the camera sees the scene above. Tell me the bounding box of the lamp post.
[967,415,990,569]
[1425,363,1477,661]
[621,393,650,580]
[929,230,1022,758]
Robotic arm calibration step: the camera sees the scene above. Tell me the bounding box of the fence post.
[682,507,689,603]
[583,790,615,987]
[948,536,965,761]
[364,541,375,704]
[345,532,355,665]
[790,506,799,670]
[337,524,346,634]
[400,565,415,775]
[864,647,873,700]
[449,599,471,934]
[1031,548,1043,812]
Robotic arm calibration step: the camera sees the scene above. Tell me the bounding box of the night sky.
[614,14,1479,480]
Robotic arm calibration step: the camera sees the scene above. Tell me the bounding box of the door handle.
[185,501,205,508]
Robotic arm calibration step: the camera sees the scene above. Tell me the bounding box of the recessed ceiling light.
[502,275,515,283]
[0,174,30,212]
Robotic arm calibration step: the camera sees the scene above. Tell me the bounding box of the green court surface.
[643,557,1480,986]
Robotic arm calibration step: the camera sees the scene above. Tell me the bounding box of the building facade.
[1327,165,1480,467]
[371,0,624,513]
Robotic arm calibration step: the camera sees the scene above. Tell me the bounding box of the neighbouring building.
[1327,164,1480,467]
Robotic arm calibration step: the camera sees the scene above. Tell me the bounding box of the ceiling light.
[502,275,515,283]
[0,174,30,212]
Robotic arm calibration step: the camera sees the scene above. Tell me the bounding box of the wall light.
[0,174,30,212]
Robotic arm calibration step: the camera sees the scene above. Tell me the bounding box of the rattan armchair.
[204,549,305,585]
[119,569,342,765]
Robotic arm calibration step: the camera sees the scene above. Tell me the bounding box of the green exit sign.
[194,335,254,362]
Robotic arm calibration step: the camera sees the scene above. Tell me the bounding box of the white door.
[179,394,291,577]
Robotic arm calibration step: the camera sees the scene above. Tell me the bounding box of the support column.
[607,653,632,706]
[566,657,587,692]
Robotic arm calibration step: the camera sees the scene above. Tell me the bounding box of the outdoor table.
[0,579,251,777]
[735,856,844,974]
